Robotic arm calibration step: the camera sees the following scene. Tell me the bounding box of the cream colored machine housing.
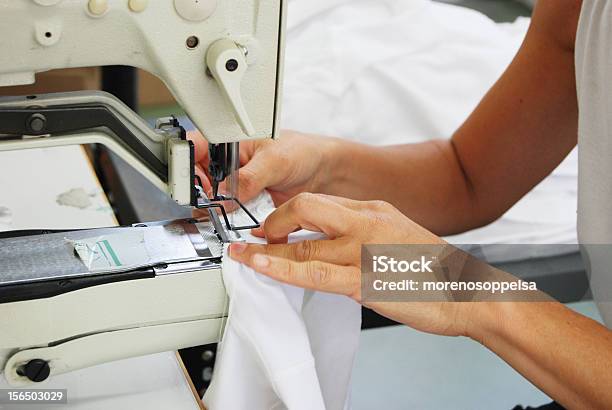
[1,257,228,387]
[0,0,286,143]
[0,0,286,387]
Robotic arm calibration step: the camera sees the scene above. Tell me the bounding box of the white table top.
[0,146,202,410]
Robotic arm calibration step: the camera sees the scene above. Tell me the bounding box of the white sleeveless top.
[576,0,612,325]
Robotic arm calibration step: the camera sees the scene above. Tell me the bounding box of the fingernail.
[230,243,247,255]
[252,254,270,268]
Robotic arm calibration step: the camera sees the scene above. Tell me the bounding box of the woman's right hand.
[188,129,338,207]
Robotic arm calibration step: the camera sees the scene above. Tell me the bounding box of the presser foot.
[193,180,260,243]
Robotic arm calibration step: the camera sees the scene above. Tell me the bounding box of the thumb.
[234,152,273,203]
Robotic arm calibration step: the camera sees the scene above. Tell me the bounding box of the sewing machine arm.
[0,91,197,206]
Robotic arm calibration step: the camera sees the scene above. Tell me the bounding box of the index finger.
[187,131,209,165]
[246,253,361,300]
[229,238,354,266]
[251,195,382,238]
[262,194,359,244]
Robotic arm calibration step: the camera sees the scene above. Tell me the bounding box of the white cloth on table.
[282,0,578,252]
[203,194,362,410]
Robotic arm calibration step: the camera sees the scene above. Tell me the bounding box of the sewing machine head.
[0,0,286,387]
[0,0,286,210]
[0,0,285,143]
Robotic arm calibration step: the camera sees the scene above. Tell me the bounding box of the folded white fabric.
[203,194,362,410]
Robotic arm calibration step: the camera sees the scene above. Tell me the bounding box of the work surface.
[0,147,114,231]
[0,146,201,410]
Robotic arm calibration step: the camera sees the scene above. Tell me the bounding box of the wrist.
[313,136,346,194]
[461,302,511,344]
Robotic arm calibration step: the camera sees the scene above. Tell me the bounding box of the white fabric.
[281,0,578,250]
[575,0,612,325]
[203,194,362,409]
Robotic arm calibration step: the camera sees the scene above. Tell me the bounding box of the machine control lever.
[206,39,255,137]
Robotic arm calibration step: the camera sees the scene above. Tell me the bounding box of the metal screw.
[225,59,238,72]
[202,367,213,382]
[186,36,199,49]
[201,350,215,362]
[27,113,47,133]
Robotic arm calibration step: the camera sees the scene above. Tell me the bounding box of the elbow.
[436,198,504,237]
[443,139,505,234]
[463,199,506,232]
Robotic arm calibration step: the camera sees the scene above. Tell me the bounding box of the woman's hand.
[188,130,338,206]
[229,193,475,338]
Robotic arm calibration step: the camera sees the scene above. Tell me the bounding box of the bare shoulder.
[531,0,582,51]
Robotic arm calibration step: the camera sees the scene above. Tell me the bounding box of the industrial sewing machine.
[0,0,285,386]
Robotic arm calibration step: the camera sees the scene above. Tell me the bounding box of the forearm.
[470,302,612,409]
[318,137,480,236]
[315,0,579,236]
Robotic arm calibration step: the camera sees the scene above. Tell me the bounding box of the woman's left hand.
[229,193,474,337]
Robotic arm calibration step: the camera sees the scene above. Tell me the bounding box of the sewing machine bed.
[0,220,224,306]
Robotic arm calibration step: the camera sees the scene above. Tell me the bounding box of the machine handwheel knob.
[19,359,51,383]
